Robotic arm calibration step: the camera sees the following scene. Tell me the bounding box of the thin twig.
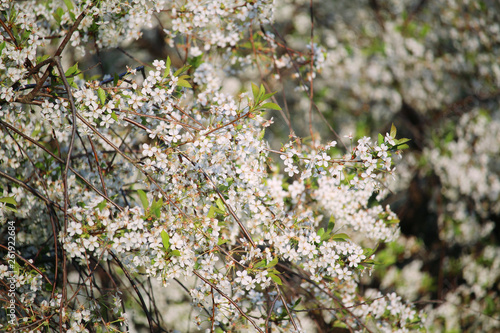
[193,271,264,333]
[176,151,256,248]
[108,251,156,333]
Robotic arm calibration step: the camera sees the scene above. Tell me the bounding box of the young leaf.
[165,56,171,76]
[260,102,282,111]
[269,273,282,285]
[0,196,17,212]
[363,247,375,257]
[258,84,265,99]
[96,200,107,211]
[385,218,401,225]
[208,206,224,218]
[53,7,64,25]
[62,0,74,11]
[215,198,226,212]
[97,87,106,105]
[258,128,266,141]
[266,256,279,268]
[137,189,149,210]
[332,233,350,242]
[0,196,17,205]
[254,259,266,268]
[217,238,229,246]
[161,230,170,251]
[151,197,163,218]
[291,297,302,309]
[171,250,181,256]
[390,123,397,138]
[174,65,190,77]
[177,79,192,88]
[65,62,79,77]
[261,91,277,101]
[397,138,411,144]
[251,82,259,101]
[327,217,335,233]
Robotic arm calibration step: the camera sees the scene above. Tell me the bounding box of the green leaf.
[36,55,50,65]
[3,205,17,213]
[62,0,74,11]
[53,7,64,24]
[111,111,118,122]
[260,102,282,111]
[166,56,171,75]
[174,65,190,77]
[171,250,181,256]
[207,205,225,218]
[363,247,376,257]
[97,87,106,105]
[254,259,266,268]
[161,230,170,250]
[333,320,348,328]
[390,123,397,138]
[317,228,325,238]
[258,128,265,141]
[96,200,107,211]
[327,217,335,233]
[174,67,183,77]
[319,218,336,241]
[269,273,282,285]
[385,218,400,225]
[68,78,78,89]
[251,82,259,101]
[31,122,42,138]
[0,42,6,55]
[65,62,79,77]
[207,206,217,218]
[215,198,226,212]
[261,91,277,101]
[291,297,302,309]
[361,259,377,266]
[177,79,192,88]
[137,190,149,210]
[266,256,278,268]
[258,84,265,99]
[396,138,411,145]
[151,197,163,218]
[113,73,119,85]
[187,54,204,69]
[0,196,17,205]
[217,238,229,246]
[332,233,350,242]
[378,133,384,145]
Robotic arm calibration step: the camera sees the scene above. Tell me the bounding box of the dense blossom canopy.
[1,0,499,332]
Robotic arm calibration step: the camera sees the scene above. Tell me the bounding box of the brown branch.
[0,119,123,211]
[176,151,256,248]
[108,250,156,333]
[193,270,264,333]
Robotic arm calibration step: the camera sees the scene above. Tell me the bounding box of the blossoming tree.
[10,0,500,332]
